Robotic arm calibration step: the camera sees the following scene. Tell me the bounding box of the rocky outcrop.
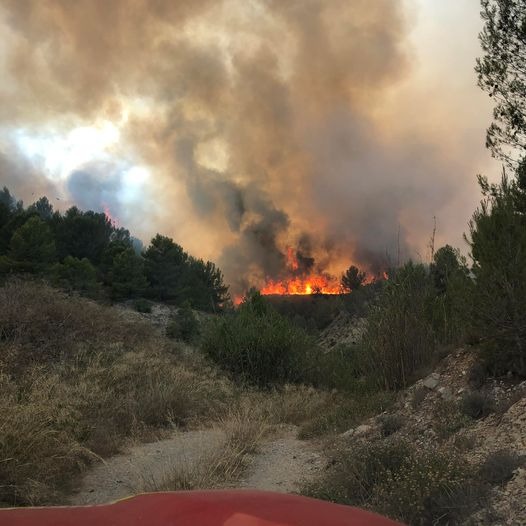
[338,347,526,525]
[317,311,367,350]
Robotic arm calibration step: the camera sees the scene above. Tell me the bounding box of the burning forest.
[0,0,496,298]
[260,248,341,297]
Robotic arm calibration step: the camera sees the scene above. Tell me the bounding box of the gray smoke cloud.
[0,0,497,294]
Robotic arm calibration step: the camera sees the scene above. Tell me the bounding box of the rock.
[438,386,455,402]
[423,373,440,390]
[341,424,372,438]
[354,424,372,436]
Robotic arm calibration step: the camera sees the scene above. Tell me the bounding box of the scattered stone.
[423,373,440,390]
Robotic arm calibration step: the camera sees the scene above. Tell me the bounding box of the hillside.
[309,344,526,525]
[1,278,526,525]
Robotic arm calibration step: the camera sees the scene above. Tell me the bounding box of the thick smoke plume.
[0,0,495,293]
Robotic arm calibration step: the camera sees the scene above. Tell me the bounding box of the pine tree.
[110,247,148,300]
[341,265,366,292]
[8,216,56,272]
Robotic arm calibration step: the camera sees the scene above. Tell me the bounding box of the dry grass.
[141,387,334,492]
[145,400,271,492]
[0,280,235,506]
[0,279,154,374]
[0,280,351,505]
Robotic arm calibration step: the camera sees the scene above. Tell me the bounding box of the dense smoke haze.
[0,0,498,293]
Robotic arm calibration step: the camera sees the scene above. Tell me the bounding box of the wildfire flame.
[260,247,341,296]
[103,204,118,228]
[260,275,341,295]
[233,248,384,305]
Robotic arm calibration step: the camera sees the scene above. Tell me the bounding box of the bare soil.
[237,427,324,493]
[69,429,226,505]
[69,426,323,505]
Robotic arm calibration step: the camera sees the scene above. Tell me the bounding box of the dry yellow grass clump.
[0,280,234,506]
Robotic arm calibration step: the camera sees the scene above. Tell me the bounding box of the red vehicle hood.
[0,490,404,526]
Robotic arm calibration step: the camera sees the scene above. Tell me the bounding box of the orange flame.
[286,247,299,271]
[103,204,118,227]
[260,274,341,296]
[260,246,341,296]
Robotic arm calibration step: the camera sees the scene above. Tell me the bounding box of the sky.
[0,0,500,293]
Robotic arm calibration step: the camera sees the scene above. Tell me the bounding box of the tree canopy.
[0,187,230,311]
[341,265,366,292]
[476,0,526,163]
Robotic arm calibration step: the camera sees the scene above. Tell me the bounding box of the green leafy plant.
[460,391,495,420]
[166,304,200,343]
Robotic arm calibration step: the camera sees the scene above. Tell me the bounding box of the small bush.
[468,362,488,389]
[411,386,428,409]
[460,391,495,419]
[312,343,366,392]
[298,391,393,439]
[478,449,522,485]
[256,385,334,427]
[306,441,477,525]
[134,298,152,313]
[305,440,412,506]
[201,291,317,387]
[0,372,90,505]
[378,414,404,437]
[166,304,200,343]
[374,449,475,525]
[0,279,153,371]
[361,262,437,390]
[433,400,471,440]
[147,400,270,493]
[452,433,477,452]
[50,256,99,296]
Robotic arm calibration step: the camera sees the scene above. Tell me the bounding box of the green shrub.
[373,449,474,525]
[201,291,317,387]
[467,172,526,377]
[433,400,471,440]
[312,343,366,392]
[411,386,428,409]
[378,414,404,437]
[478,449,522,485]
[134,298,152,313]
[268,295,342,332]
[429,245,473,344]
[166,304,200,343]
[50,256,99,296]
[306,441,476,525]
[305,440,412,506]
[298,391,393,439]
[460,391,495,420]
[361,262,437,390]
